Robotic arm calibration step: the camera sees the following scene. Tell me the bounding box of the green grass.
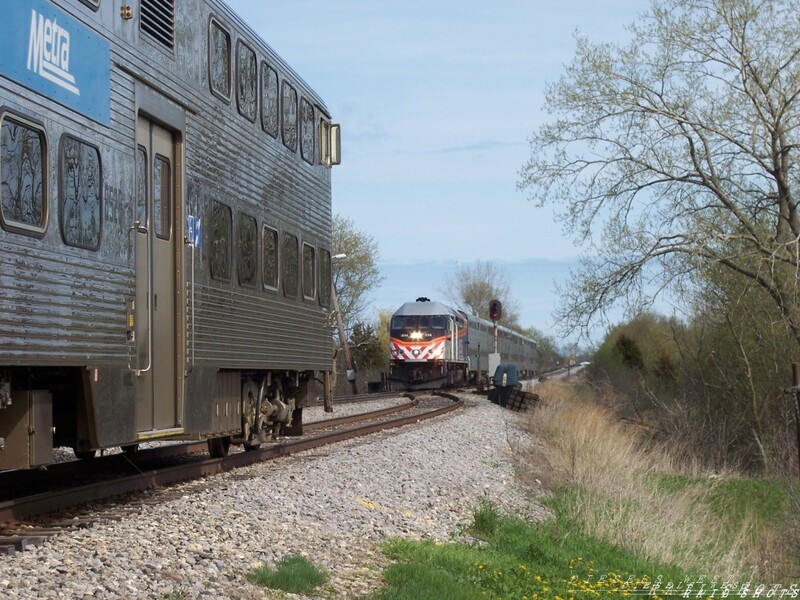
[365,500,699,600]
[648,472,791,530]
[247,554,329,595]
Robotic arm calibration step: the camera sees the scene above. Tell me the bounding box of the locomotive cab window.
[282,232,299,298]
[302,242,315,299]
[432,316,446,329]
[1,114,47,237]
[281,81,298,152]
[209,19,231,101]
[59,136,102,250]
[210,200,232,281]
[237,212,257,286]
[236,41,257,122]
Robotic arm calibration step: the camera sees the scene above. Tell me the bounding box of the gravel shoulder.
[0,393,549,599]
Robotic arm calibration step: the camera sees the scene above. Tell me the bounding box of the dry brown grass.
[517,380,783,580]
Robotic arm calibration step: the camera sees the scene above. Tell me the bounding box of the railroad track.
[0,391,462,554]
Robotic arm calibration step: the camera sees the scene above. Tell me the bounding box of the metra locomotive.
[388,298,538,390]
[0,0,340,470]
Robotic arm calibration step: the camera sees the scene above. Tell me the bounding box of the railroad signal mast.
[489,299,502,353]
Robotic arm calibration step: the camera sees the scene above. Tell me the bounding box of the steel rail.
[303,396,417,431]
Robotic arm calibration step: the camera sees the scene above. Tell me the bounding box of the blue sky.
[226,1,645,340]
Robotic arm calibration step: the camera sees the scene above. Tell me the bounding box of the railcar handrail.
[129,220,152,376]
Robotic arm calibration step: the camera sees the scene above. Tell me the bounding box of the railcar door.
[134,115,179,433]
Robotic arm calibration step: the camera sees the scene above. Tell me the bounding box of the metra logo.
[27,9,80,96]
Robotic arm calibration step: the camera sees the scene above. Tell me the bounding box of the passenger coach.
[0,0,340,469]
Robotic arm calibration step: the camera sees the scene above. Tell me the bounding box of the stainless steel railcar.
[388,298,537,390]
[0,0,340,470]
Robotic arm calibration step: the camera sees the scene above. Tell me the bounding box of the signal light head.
[489,299,502,322]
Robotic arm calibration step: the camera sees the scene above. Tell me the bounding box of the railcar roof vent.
[140,0,175,50]
[416,297,430,302]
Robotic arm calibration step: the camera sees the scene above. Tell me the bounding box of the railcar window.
[59,136,102,250]
[282,232,299,297]
[300,99,314,164]
[391,317,404,330]
[260,63,279,138]
[432,316,446,329]
[404,316,418,329]
[281,81,298,152]
[237,213,257,286]
[209,19,231,100]
[210,201,231,281]
[419,316,431,328]
[135,146,147,225]
[153,155,171,240]
[0,115,47,236]
[302,243,315,299]
[262,225,278,289]
[319,249,331,307]
[236,41,257,122]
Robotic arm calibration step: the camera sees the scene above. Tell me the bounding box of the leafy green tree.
[518,0,800,350]
[374,308,393,368]
[349,322,384,373]
[615,334,644,371]
[678,263,798,471]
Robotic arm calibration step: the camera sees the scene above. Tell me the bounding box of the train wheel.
[207,436,231,458]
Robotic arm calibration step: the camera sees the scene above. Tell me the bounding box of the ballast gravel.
[0,393,549,599]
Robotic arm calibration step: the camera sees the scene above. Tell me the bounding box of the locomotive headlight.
[409,330,423,341]
[412,349,420,357]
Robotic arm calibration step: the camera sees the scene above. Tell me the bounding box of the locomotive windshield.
[390,314,449,339]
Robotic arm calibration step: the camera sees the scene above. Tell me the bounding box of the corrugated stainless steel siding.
[190,286,330,370]
[0,241,132,363]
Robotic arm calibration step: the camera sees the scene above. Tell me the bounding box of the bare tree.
[441,260,521,327]
[518,0,800,347]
